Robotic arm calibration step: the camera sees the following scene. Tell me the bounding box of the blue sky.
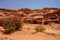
[0,0,60,9]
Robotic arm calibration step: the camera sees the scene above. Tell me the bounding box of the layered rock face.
[0,8,60,24]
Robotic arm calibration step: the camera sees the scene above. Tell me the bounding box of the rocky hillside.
[0,7,60,24]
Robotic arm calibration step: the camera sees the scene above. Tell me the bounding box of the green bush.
[34,25,45,32]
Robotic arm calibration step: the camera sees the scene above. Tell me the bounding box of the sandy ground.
[0,23,60,40]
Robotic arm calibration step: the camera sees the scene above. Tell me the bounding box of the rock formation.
[0,7,60,24]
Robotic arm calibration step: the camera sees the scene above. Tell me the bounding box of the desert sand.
[0,23,60,40]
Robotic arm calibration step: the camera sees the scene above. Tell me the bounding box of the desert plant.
[3,18,15,34]
[34,25,45,32]
[48,22,52,26]
[3,15,22,34]
[0,18,5,26]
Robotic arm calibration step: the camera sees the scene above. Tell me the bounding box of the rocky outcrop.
[0,7,60,24]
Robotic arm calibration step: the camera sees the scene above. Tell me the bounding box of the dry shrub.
[0,18,5,26]
[2,15,23,34]
[48,22,52,26]
[34,25,45,32]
